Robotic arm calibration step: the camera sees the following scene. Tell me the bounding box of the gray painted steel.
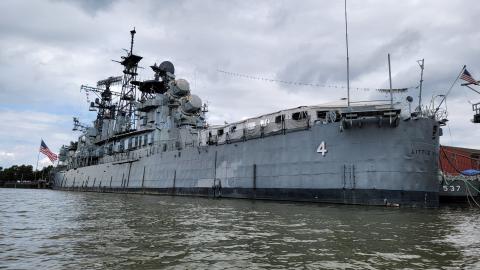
[54,117,440,207]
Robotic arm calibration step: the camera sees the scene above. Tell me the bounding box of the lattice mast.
[116,28,143,132]
[94,76,122,134]
[79,76,122,139]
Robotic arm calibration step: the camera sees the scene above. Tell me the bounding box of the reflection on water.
[0,189,479,269]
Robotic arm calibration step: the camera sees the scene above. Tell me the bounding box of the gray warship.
[53,29,441,207]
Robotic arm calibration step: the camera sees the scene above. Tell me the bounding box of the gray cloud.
[55,0,116,14]
[0,0,479,168]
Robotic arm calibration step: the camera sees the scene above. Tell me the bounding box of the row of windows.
[139,116,155,126]
[105,133,154,154]
[215,110,335,136]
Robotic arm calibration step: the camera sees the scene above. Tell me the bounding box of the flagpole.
[35,139,41,180]
[434,65,466,115]
[35,151,40,170]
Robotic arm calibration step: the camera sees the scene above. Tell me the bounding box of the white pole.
[35,139,41,180]
[417,59,424,112]
[388,53,393,107]
[35,151,40,172]
[344,0,351,108]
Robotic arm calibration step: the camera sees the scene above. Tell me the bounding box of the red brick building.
[440,146,480,175]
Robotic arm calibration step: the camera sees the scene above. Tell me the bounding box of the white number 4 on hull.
[317,141,327,156]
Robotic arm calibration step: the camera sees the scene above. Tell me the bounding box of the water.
[0,189,479,269]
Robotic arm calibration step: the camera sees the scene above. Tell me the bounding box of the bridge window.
[275,114,285,124]
[316,111,327,119]
[246,122,256,130]
[260,118,270,126]
[292,111,308,120]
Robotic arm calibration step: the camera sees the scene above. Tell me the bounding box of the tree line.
[0,165,53,185]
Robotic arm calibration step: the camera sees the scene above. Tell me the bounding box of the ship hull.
[439,179,480,203]
[53,118,440,207]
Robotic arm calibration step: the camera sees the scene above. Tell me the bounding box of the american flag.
[460,68,478,85]
[40,139,58,163]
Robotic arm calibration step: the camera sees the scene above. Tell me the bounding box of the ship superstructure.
[54,30,442,207]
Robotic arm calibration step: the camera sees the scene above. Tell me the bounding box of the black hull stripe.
[54,187,439,208]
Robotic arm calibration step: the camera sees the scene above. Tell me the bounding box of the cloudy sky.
[0,0,479,168]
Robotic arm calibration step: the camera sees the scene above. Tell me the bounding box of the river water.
[0,189,479,269]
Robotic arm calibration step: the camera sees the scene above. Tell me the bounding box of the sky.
[0,0,479,169]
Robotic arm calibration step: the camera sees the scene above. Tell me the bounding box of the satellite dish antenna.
[159,61,175,75]
[151,61,175,79]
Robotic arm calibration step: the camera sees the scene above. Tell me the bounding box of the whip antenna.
[417,59,424,112]
[344,0,351,108]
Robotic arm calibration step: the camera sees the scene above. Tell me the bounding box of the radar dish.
[159,61,175,75]
[134,80,168,94]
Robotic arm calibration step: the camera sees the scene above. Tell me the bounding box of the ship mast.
[388,53,393,107]
[417,59,424,112]
[116,28,143,133]
[344,0,351,108]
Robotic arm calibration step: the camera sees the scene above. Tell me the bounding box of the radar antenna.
[72,117,88,132]
[80,75,123,136]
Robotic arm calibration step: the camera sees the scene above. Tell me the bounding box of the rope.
[217,69,418,92]
[464,178,480,194]
[441,145,480,207]
[464,180,480,207]
[440,146,480,176]
[466,184,473,207]
[441,147,480,162]
[434,65,466,114]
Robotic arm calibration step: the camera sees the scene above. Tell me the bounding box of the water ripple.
[0,189,479,269]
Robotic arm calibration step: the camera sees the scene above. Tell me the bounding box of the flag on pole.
[39,139,58,163]
[460,68,478,85]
